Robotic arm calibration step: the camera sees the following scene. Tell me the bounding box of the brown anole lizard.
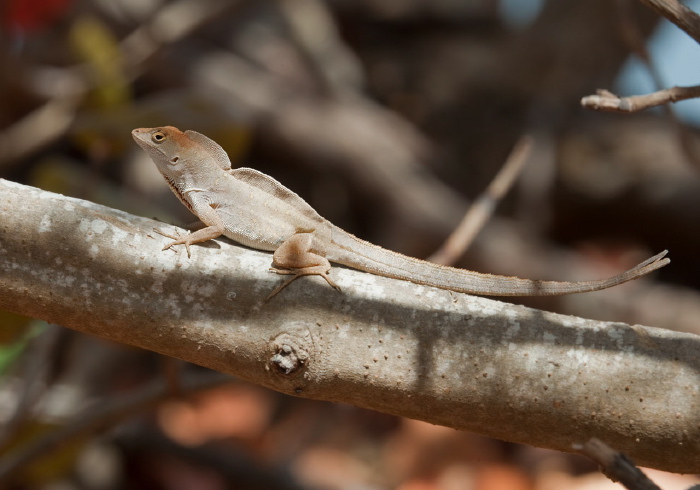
[132,126,669,300]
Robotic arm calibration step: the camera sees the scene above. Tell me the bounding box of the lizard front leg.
[267,232,340,300]
[154,226,224,258]
[154,205,225,258]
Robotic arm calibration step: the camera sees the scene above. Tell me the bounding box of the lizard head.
[131,126,191,171]
[132,126,232,174]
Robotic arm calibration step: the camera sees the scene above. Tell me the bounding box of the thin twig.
[428,136,533,266]
[611,0,700,168]
[581,85,700,112]
[574,438,662,490]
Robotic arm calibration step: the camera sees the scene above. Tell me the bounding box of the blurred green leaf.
[70,15,131,111]
[0,319,45,374]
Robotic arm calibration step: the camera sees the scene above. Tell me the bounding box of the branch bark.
[0,179,698,473]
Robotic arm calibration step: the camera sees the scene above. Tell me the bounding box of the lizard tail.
[327,229,668,296]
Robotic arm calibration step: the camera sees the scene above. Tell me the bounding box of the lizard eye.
[151,131,167,143]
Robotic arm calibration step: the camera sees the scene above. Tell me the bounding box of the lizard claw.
[153,227,179,241]
[265,277,296,303]
[321,272,341,292]
[153,227,192,258]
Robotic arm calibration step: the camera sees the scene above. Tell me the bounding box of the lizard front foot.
[153,228,193,258]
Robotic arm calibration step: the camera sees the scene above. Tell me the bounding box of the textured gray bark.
[0,179,697,473]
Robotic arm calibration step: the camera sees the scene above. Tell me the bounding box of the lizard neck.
[161,171,196,214]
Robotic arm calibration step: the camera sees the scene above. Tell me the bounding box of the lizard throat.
[162,173,195,214]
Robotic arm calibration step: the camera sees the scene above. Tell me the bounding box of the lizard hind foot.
[266,266,341,302]
[267,232,341,300]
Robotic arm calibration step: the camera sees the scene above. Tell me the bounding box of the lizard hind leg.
[267,232,340,301]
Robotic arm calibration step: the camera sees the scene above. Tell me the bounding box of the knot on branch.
[270,343,306,375]
[268,328,313,378]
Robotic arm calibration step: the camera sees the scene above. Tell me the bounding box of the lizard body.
[132,126,669,299]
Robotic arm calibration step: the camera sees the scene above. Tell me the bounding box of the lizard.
[132,126,669,300]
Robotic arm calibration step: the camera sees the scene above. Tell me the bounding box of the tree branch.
[0,179,698,473]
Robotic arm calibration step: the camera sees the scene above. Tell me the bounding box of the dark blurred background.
[0,0,698,488]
